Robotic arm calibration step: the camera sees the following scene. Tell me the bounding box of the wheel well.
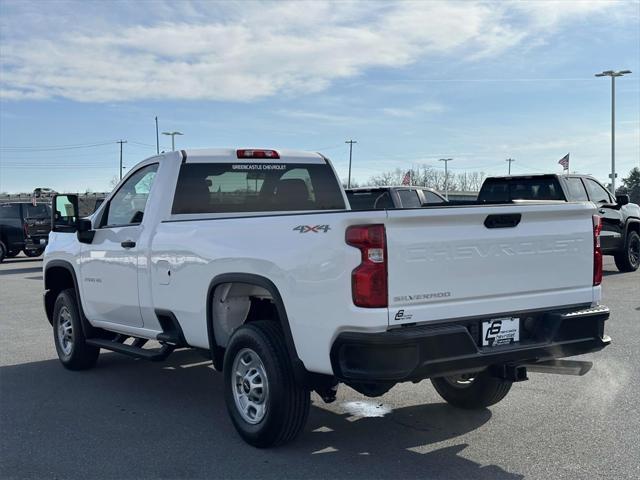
[627,221,640,236]
[207,275,333,388]
[210,282,278,349]
[44,266,75,324]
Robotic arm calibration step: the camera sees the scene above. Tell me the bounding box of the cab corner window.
[105,164,158,227]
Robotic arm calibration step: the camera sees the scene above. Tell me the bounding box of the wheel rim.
[231,348,269,424]
[629,236,640,267]
[56,306,74,356]
[443,374,476,389]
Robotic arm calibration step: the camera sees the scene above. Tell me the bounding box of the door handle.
[484,213,521,229]
[121,240,136,249]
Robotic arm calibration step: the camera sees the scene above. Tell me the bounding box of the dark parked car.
[0,202,52,262]
[478,174,640,272]
[346,186,446,210]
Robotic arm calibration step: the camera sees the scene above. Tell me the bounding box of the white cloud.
[0,0,621,102]
[382,102,446,118]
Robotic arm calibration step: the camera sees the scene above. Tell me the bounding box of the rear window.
[346,190,394,210]
[0,204,21,220]
[479,177,564,203]
[172,163,345,214]
[25,204,51,219]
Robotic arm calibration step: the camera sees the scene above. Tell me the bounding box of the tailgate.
[25,218,51,237]
[385,203,596,326]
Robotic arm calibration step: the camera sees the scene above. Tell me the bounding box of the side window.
[0,204,21,220]
[397,189,421,208]
[105,164,158,226]
[565,178,589,201]
[584,179,612,204]
[422,190,445,204]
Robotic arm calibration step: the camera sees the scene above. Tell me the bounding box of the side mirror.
[52,194,79,233]
[77,218,95,244]
[616,194,630,206]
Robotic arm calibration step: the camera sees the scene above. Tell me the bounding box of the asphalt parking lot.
[0,256,638,480]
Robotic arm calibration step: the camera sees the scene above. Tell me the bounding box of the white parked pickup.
[44,148,610,447]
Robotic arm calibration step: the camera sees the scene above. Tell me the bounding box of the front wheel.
[223,321,310,448]
[614,230,640,272]
[0,241,6,263]
[24,247,45,257]
[431,370,512,409]
[53,288,100,370]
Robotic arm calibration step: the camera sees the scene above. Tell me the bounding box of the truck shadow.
[0,349,523,480]
[0,266,42,276]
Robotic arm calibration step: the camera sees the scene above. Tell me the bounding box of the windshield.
[346,190,394,210]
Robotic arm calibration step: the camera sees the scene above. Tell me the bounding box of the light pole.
[345,139,357,188]
[439,158,453,200]
[506,158,515,175]
[117,140,127,180]
[162,131,183,151]
[595,69,632,193]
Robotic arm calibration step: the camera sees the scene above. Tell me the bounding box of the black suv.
[478,174,640,272]
[0,202,52,262]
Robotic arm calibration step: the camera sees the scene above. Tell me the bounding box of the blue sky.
[1,0,639,193]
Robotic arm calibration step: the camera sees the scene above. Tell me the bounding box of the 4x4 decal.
[293,225,331,233]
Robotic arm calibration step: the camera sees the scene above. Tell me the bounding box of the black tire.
[223,321,310,448]
[6,249,20,258]
[24,247,45,257]
[431,369,512,409]
[53,288,100,370]
[614,230,640,272]
[0,241,6,263]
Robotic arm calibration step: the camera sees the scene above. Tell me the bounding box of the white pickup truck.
[44,148,610,447]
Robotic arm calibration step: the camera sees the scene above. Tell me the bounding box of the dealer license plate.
[482,317,520,347]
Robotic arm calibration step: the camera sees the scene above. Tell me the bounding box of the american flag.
[558,153,570,170]
[401,170,411,185]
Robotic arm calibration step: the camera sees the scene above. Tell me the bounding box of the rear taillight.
[346,224,387,308]
[23,222,29,239]
[593,215,603,286]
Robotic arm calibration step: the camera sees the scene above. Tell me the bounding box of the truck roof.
[183,148,326,164]
[486,173,596,180]
[346,185,439,192]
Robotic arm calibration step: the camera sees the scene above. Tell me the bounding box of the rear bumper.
[330,305,610,382]
[25,236,47,249]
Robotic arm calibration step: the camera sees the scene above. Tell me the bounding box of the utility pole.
[155,117,160,154]
[117,140,127,180]
[506,158,515,175]
[345,139,357,188]
[439,158,453,200]
[162,131,184,151]
[595,69,632,193]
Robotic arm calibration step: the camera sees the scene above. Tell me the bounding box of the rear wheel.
[614,230,640,272]
[24,247,45,257]
[6,249,20,258]
[431,370,512,409]
[223,321,310,448]
[53,288,100,370]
